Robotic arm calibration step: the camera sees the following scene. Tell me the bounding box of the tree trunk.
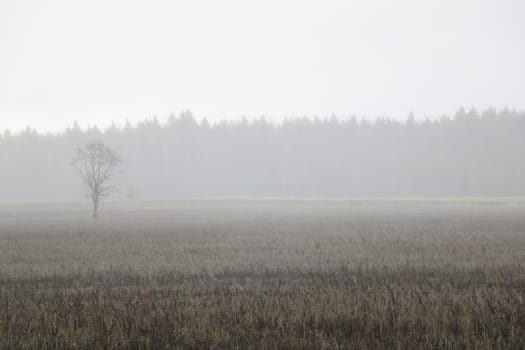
[92,196,99,219]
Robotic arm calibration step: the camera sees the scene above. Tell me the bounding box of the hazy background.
[1,0,525,132]
[1,108,524,200]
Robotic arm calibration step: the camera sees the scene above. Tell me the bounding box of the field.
[1,199,525,349]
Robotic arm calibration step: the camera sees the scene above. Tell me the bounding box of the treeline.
[1,107,524,200]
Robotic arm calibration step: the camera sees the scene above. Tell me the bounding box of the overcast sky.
[1,0,524,132]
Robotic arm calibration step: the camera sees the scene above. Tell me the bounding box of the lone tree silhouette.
[73,142,122,219]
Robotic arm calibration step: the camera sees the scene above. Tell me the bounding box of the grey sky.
[1,0,524,132]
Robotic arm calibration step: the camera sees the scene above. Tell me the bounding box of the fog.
[1,1,525,200]
[1,108,524,201]
[3,2,525,348]
[1,0,525,132]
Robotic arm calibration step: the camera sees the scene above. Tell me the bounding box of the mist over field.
[2,107,525,201]
[2,0,525,348]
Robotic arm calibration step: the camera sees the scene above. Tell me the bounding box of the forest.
[1,107,524,200]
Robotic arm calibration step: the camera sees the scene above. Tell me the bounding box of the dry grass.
[1,200,525,349]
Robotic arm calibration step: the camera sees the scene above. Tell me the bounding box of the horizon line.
[2,105,525,136]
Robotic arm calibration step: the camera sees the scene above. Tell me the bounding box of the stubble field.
[1,199,525,349]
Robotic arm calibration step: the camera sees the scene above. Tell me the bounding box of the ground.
[1,199,524,349]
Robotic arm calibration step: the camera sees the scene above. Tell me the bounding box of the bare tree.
[72,142,122,219]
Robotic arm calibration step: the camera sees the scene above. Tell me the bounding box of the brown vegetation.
[1,200,524,349]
